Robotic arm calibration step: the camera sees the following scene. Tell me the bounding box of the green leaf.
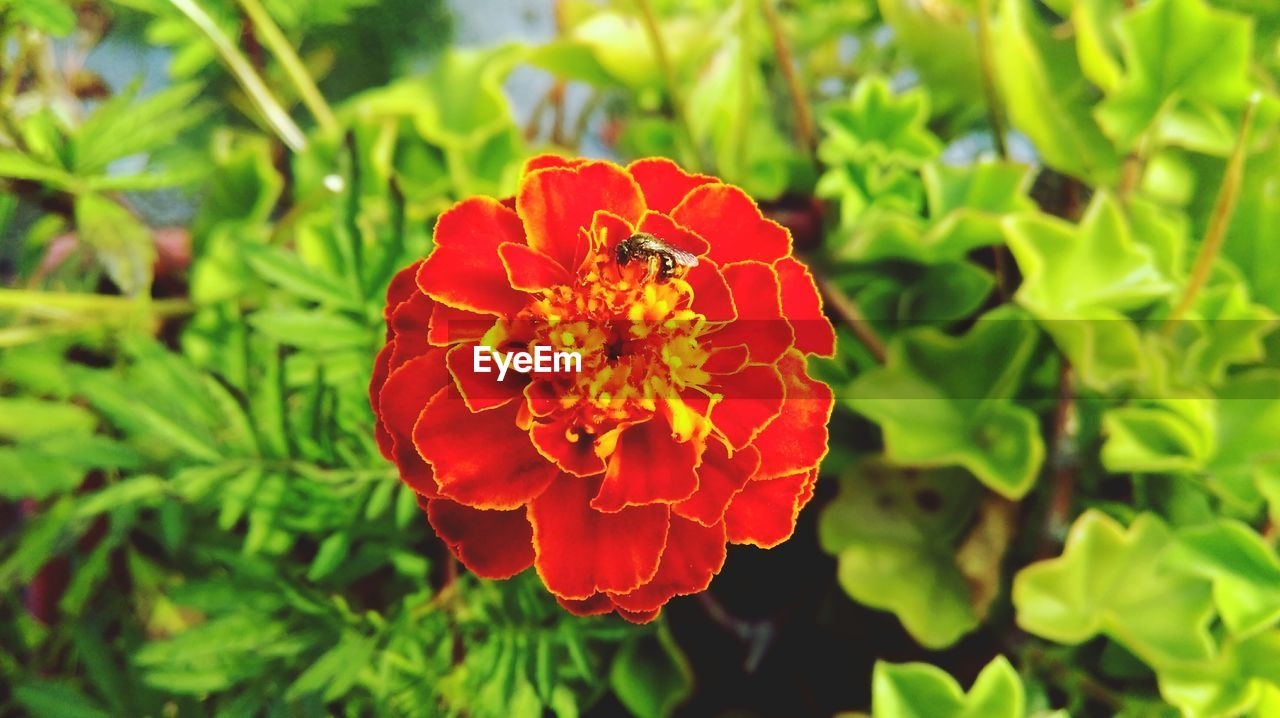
[1013,510,1215,665]
[12,681,110,718]
[609,626,692,718]
[248,310,373,351]
[819,75,942,168]
[74,193,155,296]
[871,656,1024,718]
[242,244,360,309]
[1101,399,1217,473]
[818,461,983,648]
[5,0,76,35]
[847,308,1045,498]
[1095,0,1254,151]
[1157,631,1280,718]
[1206,371,1280,511]
[1004,192,1175,391]
[0,398,96,441]
[0,149,78,190]
[73,83,207,174]
[1171,520,1280,637]
[994,0,1121,184]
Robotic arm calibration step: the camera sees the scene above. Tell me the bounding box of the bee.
[614,232,700,282]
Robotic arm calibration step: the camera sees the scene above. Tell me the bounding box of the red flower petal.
[672,184,791,266]
[445,344,524,412]
[557,593,617,616]
[530,474,670,599]
[702,344,749,375]
[637,211,710,258]
[616,607,662,624]
[724,469,817,548]
[530,414,607,477]
[524,154,588,174]
[707,363,785,450]
[384,260,423,324]
[379,350,450,497]
[684,260,737,323]
[674,442,759,526]
[710,261,794,365]
[627,157,715,214]
[592,418,699,512]
[518,162,645,273]
[499,241,572,292]
[428,303,492,347]
[417,197,529,316]
[592,210,636,262]
[388,292,434,369]
[754,351,834,480]
[610,516,726,613]
[425,499,534,579]
[413,389,558,509]
[371,342,395,457]
[775,257,836,357]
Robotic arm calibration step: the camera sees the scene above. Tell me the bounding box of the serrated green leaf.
[819,461,982,648]
[1170,520,1280,637]
[74,193,155,296]
[847,308,1045,498]
[871,655,1024,718]
[1013,510,1215,665]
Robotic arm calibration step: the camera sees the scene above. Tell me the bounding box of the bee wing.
[664,245,700,267]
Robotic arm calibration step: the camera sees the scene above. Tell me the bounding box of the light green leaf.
[1170,520,1280,637]
[1101,399,1217,473]
[1004,192,1175,390]
[819,461,982,648]
[1013,510,1216,665]
[847,308,1045,498]
[995,0,1121,184]
[1095,0,1254,151]
[74,193,155,296]
[871,656,1024,718]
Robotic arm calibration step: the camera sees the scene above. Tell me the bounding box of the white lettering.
[512,352,532,373]
[473,345,492,373]
[555,350,581,373]
[534,344,552,372]
[494,350,513,382]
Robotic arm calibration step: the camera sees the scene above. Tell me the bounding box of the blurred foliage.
[5,0,1280,716]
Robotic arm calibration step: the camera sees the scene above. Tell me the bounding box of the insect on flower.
[614,231,699,282]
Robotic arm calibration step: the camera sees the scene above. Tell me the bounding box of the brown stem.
[814,274,887,363]
[1164,94,1260,331]
[975,0,1008,160]
[1041,358,1075,553]
[635,0,705,170]
[760,0,817,159]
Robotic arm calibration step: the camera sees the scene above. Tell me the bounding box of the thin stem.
[1041,358,1075,554]
[814,274,887,363]
[1164,94,1261,330]
[760,0,817,158]
[167,0,307,151]
[975,0,1008,160]
[237,0,337,134]
[634,0,705,170]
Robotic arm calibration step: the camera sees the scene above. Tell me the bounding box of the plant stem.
[760,0,817,159]
[814,274,887,363]
[236,0,338,134]
[1164,94,1261,331]
[634,0,705,170]
[167,0,307,151]
[975,0,1008,160]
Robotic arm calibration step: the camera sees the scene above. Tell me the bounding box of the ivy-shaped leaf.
[1206,371,1280,511]
[1013,510,1216,666]
[818,462,983,649]
[847,307,1045,498]
[1170,520,1280,638]
[835,161,1034,264]
[1101,398,1217,474]
[1157,631,1280,718]
[870,656,1025,718]
[994,0,1121,185]
[1094,0,1254,152]
[1004,192,1176,391]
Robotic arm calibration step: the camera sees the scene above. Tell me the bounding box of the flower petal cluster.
[371,155,835,621]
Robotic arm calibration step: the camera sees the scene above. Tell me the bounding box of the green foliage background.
[3,0,1280,716]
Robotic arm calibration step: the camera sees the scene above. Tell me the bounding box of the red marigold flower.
[370,155,836,622]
